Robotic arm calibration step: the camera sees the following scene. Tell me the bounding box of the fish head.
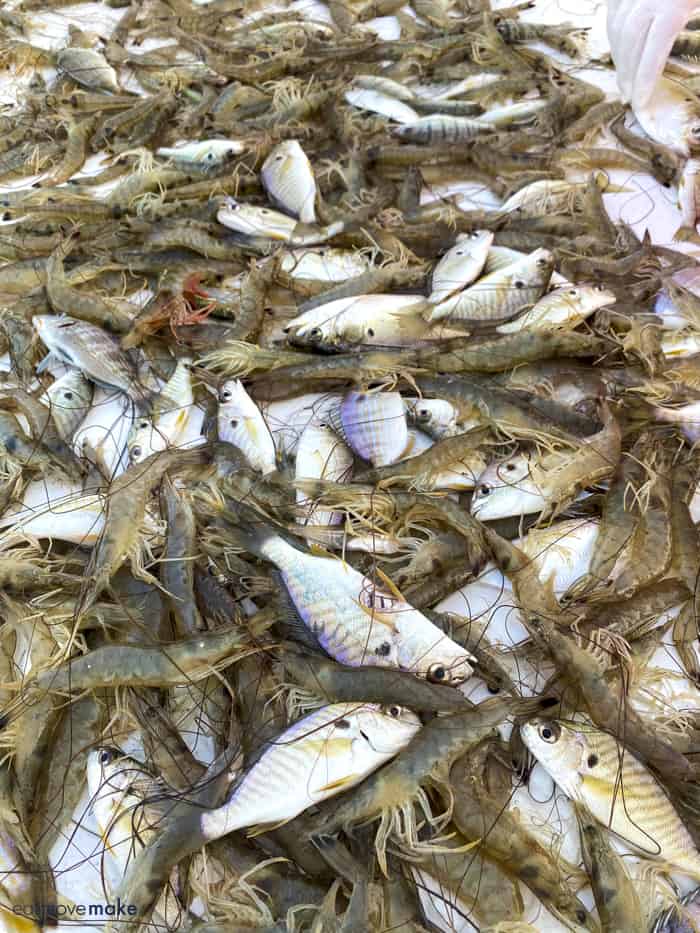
[574,283,617,313]
[527,247,555,281]
[87,746,137,799]
[470,453,545,520]
[127,417,165,463]
[47,369,93,409]
[33,314,77,352]
[684,118,700,155]
[520,719,586,797]
[216,199,295,239]
[405,397,457,434]
[350,704,421,755]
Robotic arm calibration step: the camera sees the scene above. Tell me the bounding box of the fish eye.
[130,445,142,459]
[514,280,525,289]
[387,705,402,718]
[139,420,149,429]
[568,289,578,297]
[230,418,239,428]
[537,722,560,743]
[455,250,464,255]
[220,389,232,401]
[479,484,491,496]
[377,641,392,657]
[206,152,214,160]
[427,663,447,683]
[505,463,516,471]
[367,328,375,337]
[274,154,284,161]
[419,408,429,417]
[63,391,73,400]
[99,748,115,765]
[536,257,549,268]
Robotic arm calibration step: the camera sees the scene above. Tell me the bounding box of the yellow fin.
[374,566,407,602]
[315,773,359,793]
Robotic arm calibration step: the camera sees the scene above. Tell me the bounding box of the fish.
[217,199,299,240]
[217,379,277,474]
[233,518,475,679]
[518,518,600,599]
[127,358,204,463]
[344,88,419,123]
[496,283,617,334]
[521,719,700,878]
[284,294,431,349]
[261,140,317,224]
[199,703,421,840]
[294,419,354,526]
[425,248,554,326]
[403,397,460,439]
[39,368,93,441]
[428,231,494,305]
[156,139,245,172]
[55,47,119,92]
[276,247,370,282]
[328,390,409,467]
[675,158,700,241]
[470,452,547,521]
[33,316,149,404]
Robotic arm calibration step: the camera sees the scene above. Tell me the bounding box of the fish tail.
[674,225,700,245]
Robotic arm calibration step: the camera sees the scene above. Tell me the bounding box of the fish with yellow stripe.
[200,703,420,841]
[522,719,700,879]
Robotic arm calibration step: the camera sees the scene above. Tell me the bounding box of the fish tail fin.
[674,225,700,245]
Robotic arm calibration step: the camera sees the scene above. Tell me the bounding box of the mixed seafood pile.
[3,0,700,930]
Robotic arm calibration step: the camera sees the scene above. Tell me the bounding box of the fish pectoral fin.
[315,773,360,793]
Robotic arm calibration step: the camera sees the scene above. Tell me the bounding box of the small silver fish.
[218,379,277,474]
[522,719,700,879]
[295,420,354,526]
[329,390,409,467]
[428,231,494,305]
[471,453,546,521]
[56,47,119,93]
[33,316,148,403]
[403,397,460,439]
[40,368,93,441]
[497,284,616,334]
[344,87,419,123]
[200,703,421,840]
[156,139,245,173]
[261,140,317,224]
[426,248,554,326]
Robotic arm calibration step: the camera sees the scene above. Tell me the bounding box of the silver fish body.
[40,368,93,441]
[428,231,494,305]
[261,140,317,224]
[329,391,409,467]
[218,379,277,473]
[56,47,119,92]
[33,315,147,403]
[200,703,421,840]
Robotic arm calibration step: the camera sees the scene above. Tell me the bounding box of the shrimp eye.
[130,445,142,459]
[537,722,560,743]
[427,664,447,683]
[479,484,491,495]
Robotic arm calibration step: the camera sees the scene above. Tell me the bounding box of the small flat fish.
[40,368,93,442]
[426,248,554,326]
[200,703,421,840]
[344,87,419,123]
[157,139,245,172]
[56,47,119,93]
[497,284,616,334]
[522,719,700,878]
[262,140,317,224]
[218,379,277,474]
[295,420,354,526]
[33,316,148,404]
[428,231,494,305]
[329,390,408,467]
